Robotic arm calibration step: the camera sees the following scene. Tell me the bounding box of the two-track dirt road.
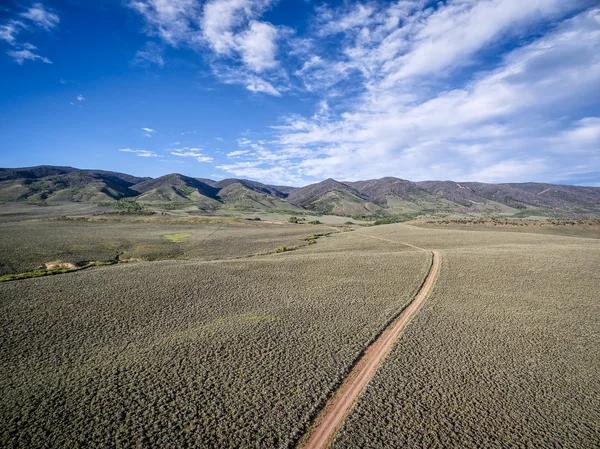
[299,235,441,449]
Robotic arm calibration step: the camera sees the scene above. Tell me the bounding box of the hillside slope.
[1,166,598,217]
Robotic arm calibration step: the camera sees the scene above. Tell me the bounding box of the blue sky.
[0,0,599,186]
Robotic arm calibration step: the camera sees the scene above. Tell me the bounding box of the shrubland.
[0,226,431,448]
[331,225,600,448]
[0,218,334,276]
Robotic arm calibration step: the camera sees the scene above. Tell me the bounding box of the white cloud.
[20,3,59,30]
[1,5,59,65]
[77,95,85,101]
[215,136,223,141]
[226,150,249,157]
[171,148,214,162]
[245,76,280,96]
[201,0,254,54]
[126,0,199,45]
[7,49,51,64]
[128,0,283,94]
[317,3,375,36]
[133,41,165,67]
[548,118,600,155]
[0,21,22,44]
[141,127,156,137]
[119,148,161,157]
[217,7,600,185]
[236,20,278,72]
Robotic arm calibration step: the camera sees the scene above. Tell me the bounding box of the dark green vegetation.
[2,165,599,218]
[0,214,431,448]
[331,225,600,448]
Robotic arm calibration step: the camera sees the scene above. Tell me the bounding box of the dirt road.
[299,235,441,449]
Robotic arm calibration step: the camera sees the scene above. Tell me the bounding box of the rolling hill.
[131,174,220,206]
[0,165,598,217]
[287,178,382,214]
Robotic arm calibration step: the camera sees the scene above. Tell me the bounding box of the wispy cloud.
[226,150,248,157]
[141,127,155,137]
[171,147,214,162]
[119,148,162,157]
[77,94,85,101]
[0,21,22,44]
[20,3,59,30]
[122,1,598,185]
[1,3,59,64]
[7,48,51,64]
[132,41,165,67]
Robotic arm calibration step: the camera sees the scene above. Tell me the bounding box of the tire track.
[298,234,441,449]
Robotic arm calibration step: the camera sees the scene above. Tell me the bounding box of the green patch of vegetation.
[175,185,196,198]
[301,234,318,244]
[153,202,193,210]
[24,200,49,206]
[245,217,262,221]
[344,221,355,225]
[300,232,334,245]
[98,199,154,215]
[511,208,548,218]
[308,220,321,224]
[163,233,192,243]
[26,180,50,193]
[224,204,255,211]
[0,261,113,282]
[373,213,421,226]
[276,246,288,253]
[266,209,320,216]
[288,216,299,223]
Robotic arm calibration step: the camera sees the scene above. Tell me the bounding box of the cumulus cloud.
[216,5,600,185]
[77,94,85,101]
[124,0,599,185]
[119,148,161,157]
[141,127,155,137]
[127,0,282,94]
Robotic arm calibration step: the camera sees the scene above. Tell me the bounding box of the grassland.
[0,215,432,448]
[0,214,338,276]
[331,225,600,448]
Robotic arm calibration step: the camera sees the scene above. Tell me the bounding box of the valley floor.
[0,204,598,448]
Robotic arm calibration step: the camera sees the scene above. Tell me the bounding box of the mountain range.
[1,165,599,217]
